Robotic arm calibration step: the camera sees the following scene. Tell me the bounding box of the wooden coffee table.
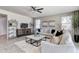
[25,35,45,47]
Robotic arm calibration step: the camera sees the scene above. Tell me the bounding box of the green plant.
[73,10,79,29]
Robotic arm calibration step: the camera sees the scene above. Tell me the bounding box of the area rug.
[14,40,40,53]
[0,44,24,53]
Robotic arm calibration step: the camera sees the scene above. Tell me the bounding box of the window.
[61,16,72,31]
[35,19,41,29]
[61,16,72,24]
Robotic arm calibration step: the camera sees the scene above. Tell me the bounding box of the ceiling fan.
[31,6,44,13]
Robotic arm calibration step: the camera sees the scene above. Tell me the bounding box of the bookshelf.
[8,20,17,39]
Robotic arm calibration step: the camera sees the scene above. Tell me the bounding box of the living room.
[0,6,79,53]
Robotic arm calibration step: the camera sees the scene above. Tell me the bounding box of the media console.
[16,28,31,37]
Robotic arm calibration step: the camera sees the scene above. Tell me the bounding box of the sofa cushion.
[52,35,63,44]
[41,41,76,53]
[52,36,60,44]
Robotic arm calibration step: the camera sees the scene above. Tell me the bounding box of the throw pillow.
[51,34,64,45]
[52,36,60,44]
[58,35,64,44]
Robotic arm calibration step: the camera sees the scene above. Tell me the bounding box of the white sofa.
[41,31,76,53]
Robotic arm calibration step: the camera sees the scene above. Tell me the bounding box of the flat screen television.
[20,23,28,28]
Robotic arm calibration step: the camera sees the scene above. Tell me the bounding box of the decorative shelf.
[8,20,17,39]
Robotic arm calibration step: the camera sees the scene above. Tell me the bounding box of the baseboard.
[0,34,7,37]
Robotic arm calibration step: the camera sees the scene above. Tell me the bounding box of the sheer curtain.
[61,15,74,40]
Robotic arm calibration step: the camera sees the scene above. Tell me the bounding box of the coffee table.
[25,35,45,47]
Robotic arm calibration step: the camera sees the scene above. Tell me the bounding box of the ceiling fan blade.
[31,6,36,10]
[37,10,42,13]
[31,6,43,13]
[37,8,44,10]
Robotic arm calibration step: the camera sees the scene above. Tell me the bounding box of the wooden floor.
[0,35,25,45]
[0,35,7,44]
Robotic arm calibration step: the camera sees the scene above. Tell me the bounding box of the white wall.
[38,15,61,33]
[0,9,33,28]
[0,9,33,39]
[17,19,33,29]
[40,15,61,30]
[0,16,7,36]
[38,13,72,33]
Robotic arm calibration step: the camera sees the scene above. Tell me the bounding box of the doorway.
[0,14,7,44]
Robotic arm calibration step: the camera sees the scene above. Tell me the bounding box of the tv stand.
[16,28,31,37]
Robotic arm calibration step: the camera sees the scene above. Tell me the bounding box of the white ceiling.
[0,6,79,18]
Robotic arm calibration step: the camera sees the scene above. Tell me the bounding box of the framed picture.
[42,21,48,27]
[49,22,55,27]
[8,20,17,27]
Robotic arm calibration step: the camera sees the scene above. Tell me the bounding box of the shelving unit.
[41,20,56,33]
[42,20,55,27]
[8,20,17,39]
